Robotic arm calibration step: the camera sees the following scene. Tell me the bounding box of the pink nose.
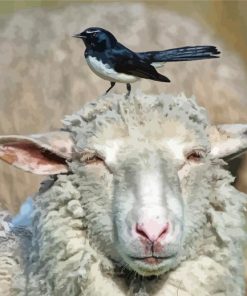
[135,221,169,242]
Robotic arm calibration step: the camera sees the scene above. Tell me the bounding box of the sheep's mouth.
[124,254,178,276]
[129,254,176,265]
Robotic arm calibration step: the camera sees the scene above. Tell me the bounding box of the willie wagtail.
[73,27,220,96]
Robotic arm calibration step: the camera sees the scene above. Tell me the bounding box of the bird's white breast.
[86,56,139,83]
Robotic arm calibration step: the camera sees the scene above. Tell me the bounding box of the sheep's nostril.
[135,222,170,242]
[136,224,150,240]
[159,223,169,238]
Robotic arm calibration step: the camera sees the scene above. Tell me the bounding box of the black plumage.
[137,46,220,63]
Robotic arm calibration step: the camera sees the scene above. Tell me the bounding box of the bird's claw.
[125,92,130,99]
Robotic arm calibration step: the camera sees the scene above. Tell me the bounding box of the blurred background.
[0,0,247,212]
[0,0,247,293]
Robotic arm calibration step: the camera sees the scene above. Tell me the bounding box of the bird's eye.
[186,150,205,162]
[93,32,97,37]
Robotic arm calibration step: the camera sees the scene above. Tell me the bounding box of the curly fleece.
[1,93,246,296]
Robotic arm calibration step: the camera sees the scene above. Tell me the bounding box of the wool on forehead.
[62,93,210,150]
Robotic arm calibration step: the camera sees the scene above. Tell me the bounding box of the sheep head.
[0,93,246,278]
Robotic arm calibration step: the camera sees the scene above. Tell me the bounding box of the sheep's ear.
[0,131,74,175]
[209,124,247,161]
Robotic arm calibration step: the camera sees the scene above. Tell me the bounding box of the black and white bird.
[73,27,220,96]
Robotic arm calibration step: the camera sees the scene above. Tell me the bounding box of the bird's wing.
[111,47,170,82]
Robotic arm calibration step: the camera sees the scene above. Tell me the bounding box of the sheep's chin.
[120,253,179,276]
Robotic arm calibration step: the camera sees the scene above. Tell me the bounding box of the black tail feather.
[138,46,220,63]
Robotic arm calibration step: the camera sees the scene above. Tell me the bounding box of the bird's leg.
[126,83,131,98]
[105,82,116,95]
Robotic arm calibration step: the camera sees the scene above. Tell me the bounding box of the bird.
[73,27,220,97]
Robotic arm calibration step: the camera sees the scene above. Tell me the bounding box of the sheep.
[1,3,247,212]
[0,92,247,296]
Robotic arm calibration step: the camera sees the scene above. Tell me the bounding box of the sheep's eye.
[186,150,204,162]
[80,152,104,165]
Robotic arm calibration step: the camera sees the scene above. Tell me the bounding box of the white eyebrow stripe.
[86,30,100,34]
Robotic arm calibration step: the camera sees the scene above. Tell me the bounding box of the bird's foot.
[125,83,131,99]
[125,92,130,99]
[104,82,116,96]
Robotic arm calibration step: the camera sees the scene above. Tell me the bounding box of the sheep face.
[71,96,211,276]
[96,141,210,276]
[77,123,211,277]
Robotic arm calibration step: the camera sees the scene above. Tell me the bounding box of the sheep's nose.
[135,220,170,243]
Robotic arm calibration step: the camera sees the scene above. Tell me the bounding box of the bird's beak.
[72,33,86,39]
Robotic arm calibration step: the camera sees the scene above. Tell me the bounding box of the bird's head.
[73,27,117,50]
